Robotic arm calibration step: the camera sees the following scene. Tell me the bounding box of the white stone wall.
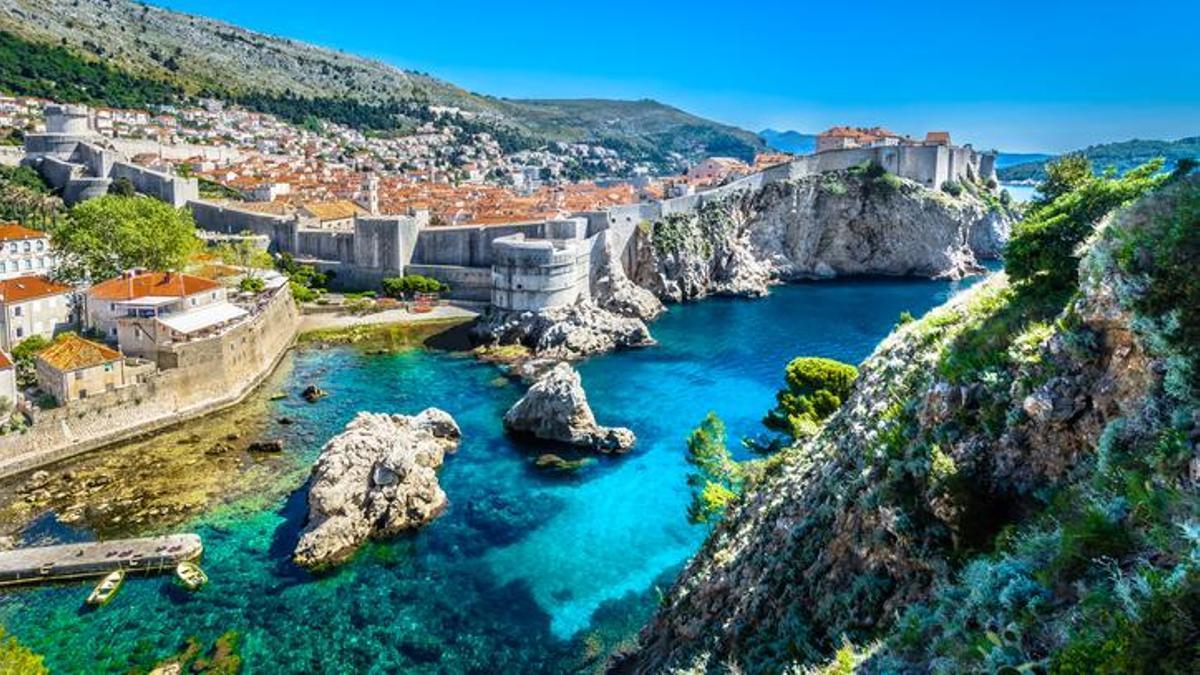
[0,292,75,351]
[0,236,55,279]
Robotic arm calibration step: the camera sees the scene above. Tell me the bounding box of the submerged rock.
[503,362,635,452]
[247,439,284,453]
[301,384,327,403]
[293,409,461,569]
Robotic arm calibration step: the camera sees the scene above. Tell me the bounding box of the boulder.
[247,439,284,453]
[292,409,461,569]
[301,384,327,403]
[503,362,635,452]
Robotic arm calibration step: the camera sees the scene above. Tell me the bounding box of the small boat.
[175,561,208,590]
[87,569,125,606]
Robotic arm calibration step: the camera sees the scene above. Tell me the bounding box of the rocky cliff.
[631,170,1013,302]
[613,177,1199,672]
[293,409,461,569]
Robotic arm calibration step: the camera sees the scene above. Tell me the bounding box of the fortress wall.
[63,178,112,205]
[404,264,493,301]
[490,234,593,312]
[73,142,115,179]
[411,222,545,268]
[0,285,299,479]
[22,134,85,158]
[189,200,298,253]
[109,162,199,208]
[38,156,82,191]
[109,138,246,164]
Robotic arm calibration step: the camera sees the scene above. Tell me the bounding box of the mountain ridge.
[0,0,763,167]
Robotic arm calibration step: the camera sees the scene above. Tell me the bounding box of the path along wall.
[0,285,300,479]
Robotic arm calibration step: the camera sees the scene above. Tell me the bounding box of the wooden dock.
[0,533,203,587]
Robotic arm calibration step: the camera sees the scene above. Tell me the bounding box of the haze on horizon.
[154,0,1199,154]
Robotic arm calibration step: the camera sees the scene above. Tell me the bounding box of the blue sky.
[154,0,1199,153]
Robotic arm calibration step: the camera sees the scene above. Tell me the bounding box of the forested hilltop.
[615,158,1200,672]
[0,0,761,170]
[999,137,1200,182]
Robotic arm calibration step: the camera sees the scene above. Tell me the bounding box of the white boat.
[86,569,125,606]
[175,561,208,590]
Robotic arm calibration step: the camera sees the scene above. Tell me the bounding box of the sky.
[153,0,1199,153]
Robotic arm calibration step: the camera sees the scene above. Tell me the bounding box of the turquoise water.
[0,276,977,673]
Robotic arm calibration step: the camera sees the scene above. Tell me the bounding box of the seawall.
[0,285,300,479]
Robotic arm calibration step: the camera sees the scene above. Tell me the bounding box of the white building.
[0,275,76,351]
[0,223,55,279]
[84,271,226,341]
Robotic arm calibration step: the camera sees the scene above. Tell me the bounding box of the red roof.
[0,223,48,242]
[36,335,121,372]
[0,275,72,304]
[88,272,220,302]
[0,351,12,370]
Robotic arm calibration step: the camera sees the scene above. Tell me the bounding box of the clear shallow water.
[0,276,977,673]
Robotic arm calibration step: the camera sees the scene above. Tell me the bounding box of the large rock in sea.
[293,409,461,569]
[503,362,635,452]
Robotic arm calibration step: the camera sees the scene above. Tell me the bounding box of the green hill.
[998,137,1200,182]
[0,0,762,167]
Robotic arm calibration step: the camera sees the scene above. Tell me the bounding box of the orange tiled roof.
[88,272,220,301]
[300,200,366,222]
[36,335,121,372]
[0,351,12,369]
[0,275,71,304]
[0,223,47,241]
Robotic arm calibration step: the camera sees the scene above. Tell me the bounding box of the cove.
[0,275,980,673]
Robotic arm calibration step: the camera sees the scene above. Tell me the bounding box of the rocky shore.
[504,363,635,452]
[293,409,462,569]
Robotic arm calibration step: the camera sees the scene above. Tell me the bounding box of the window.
[12,306,20,317]
[14,327,22,338]
[36,241,44,251]
[22,242,30,252]
[75,371,84,380]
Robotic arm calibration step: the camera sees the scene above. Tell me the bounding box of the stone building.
[0,275,75,351]
[688,157,750,183]
[84,271,225,341]
[35,334,126,404]
[0,223,55,279]
[490,219,592,312]
[0,351,15,410]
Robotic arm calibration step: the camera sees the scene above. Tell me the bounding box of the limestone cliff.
[293,409,462,569]
[613,178,1199,673]
[630,170,1013,302]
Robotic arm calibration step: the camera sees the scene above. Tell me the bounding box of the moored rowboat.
[86,569,125,606]
[175,561,208,590]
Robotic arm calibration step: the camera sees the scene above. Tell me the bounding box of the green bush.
[289,280,319,303]
[1006,158,1166,293]
[380,274,449,298]
[941,180,964,197]
[685,412,744,524]
[765,357,858,437]
[238,276,265,293]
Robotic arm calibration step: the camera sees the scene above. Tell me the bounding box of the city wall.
[0,285,300,479]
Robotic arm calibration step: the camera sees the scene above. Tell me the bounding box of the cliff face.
[615,178,1199,673]
[630,171,1013,302]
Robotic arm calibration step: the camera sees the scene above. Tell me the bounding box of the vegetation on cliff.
[998,137,1200,182]
[0,627,47,674]
[619,163,1200,672]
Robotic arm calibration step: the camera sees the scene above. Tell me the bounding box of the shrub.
[941,180,964,197]
[380,274,449,298]
[0,627,47,675]
[238,276,265,293]
[1006,159,1166,293]
[765,357,858,437]
[289,280,319,303]
[108,176,135,197]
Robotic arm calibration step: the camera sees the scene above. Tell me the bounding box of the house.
[84,271,224,340]
[688,157,750,183]
[0,275,75,351]
[815,126,905,153]
[35,335,125,404]
[0,223,55,279]
[299,200,367,230]
[0,350,15,409]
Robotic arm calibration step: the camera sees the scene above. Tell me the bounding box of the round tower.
[44,103,93,135]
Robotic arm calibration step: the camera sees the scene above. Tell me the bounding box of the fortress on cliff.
[24,105,996,315]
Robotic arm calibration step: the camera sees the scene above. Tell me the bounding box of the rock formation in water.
[293,409,462,569]
[472,301,656,362]
[504,362,635,452]
[613,177,1198,673]
[630,170,1014,302]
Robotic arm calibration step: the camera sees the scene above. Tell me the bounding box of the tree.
[51,195,199,282]
[765,357,858,439]
[1006,159,1166,292]
[685,413,744,524]
[1036,154,1093,204]
[108,176,135,197]
[11,335,52,388]
[380,274,450,298]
